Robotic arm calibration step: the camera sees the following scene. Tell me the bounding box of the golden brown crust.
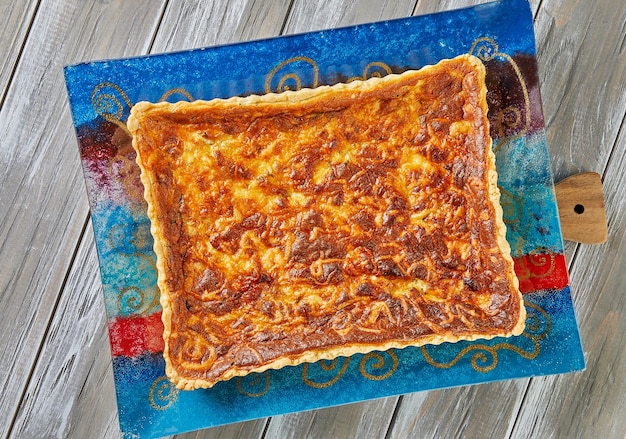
[129,54,524,390]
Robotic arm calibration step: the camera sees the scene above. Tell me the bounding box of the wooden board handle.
[554,172,608,244]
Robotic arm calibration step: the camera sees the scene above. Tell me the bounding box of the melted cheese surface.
[129,54,524,389]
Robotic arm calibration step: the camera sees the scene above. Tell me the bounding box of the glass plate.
[64,0,584,437]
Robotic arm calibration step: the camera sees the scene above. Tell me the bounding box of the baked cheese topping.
[128,55,524,390]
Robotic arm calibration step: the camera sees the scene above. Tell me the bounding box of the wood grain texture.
[8,224,119,438]
[0,0,37,105]
[283,0,416,34]
[178,420,268,439]
[535,0,626,182]
[414,0,541,16]
[535,0,625,262]
[151,0,292,53]
[555,172,608,244]
[0,0,166,437]
[388,381,529,439]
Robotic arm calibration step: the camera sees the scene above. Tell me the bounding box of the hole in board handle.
[574,204,585,215]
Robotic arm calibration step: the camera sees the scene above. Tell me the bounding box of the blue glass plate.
[64,0,584,437]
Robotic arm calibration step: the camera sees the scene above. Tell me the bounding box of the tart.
[128,54,524,390]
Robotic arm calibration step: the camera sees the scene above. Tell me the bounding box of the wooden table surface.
[1,0,624,438]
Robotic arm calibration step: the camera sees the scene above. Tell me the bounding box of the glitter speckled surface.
[64,0,584,437]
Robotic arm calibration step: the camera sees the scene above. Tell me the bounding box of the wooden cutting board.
[555,172,608,244]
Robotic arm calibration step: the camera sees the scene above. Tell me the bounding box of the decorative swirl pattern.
[160,88,194,102]
[523,301,552,339]
[362,61,393,79]
[346,62,393,82]
[359,350,398,380]
[265,56,320,93]
[420,300,551,372]
[149,376,179,410]
[469,37,499,61]
[117,286,146,314]
[91,82,133,135]
[302,357,350,388]
[516,250,557,282]
[421,342,499,372]
[108,220,160,315]
[236,372,271,397]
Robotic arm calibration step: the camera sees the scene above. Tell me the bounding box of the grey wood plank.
[151,0,292,52]
[535,0,626,182]
[0,0,167,437]
[177,420,268,439]
[414,0,542,16]
[263,398,400,439]
[388,381,529,439]
[8,224,120,438]
[535,0,626,262]
[283,0,416,34]
[0,1,37,105]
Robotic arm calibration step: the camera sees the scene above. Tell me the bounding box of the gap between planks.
[0,0,41,112]
[5,212,91,438]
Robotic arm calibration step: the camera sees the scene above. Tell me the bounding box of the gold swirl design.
[363,61,393,78]
[524,301,552,338]
[516,250,557,282]
[149,376,179,410]
[91,82,133,135]
[159,88,194,102]
[347,61,394,82]
[421,343,499,372]
[109,224,160,314]
[115,258,159,315]
[117,286,145,313]
[302,357,350,388]
[236,372,271,397]
[469,37,499,61]
[469,37,531,154]
[420,300,551,372]
[265,56,319,93]
[359,350,398,380]
[131,223,153,252]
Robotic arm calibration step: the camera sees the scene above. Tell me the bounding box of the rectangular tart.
[128,54,524,390]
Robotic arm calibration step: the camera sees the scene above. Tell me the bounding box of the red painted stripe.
[109,312,164,357]
[513,253,569,293]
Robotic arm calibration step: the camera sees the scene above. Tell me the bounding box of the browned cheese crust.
[128,54,524,390]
